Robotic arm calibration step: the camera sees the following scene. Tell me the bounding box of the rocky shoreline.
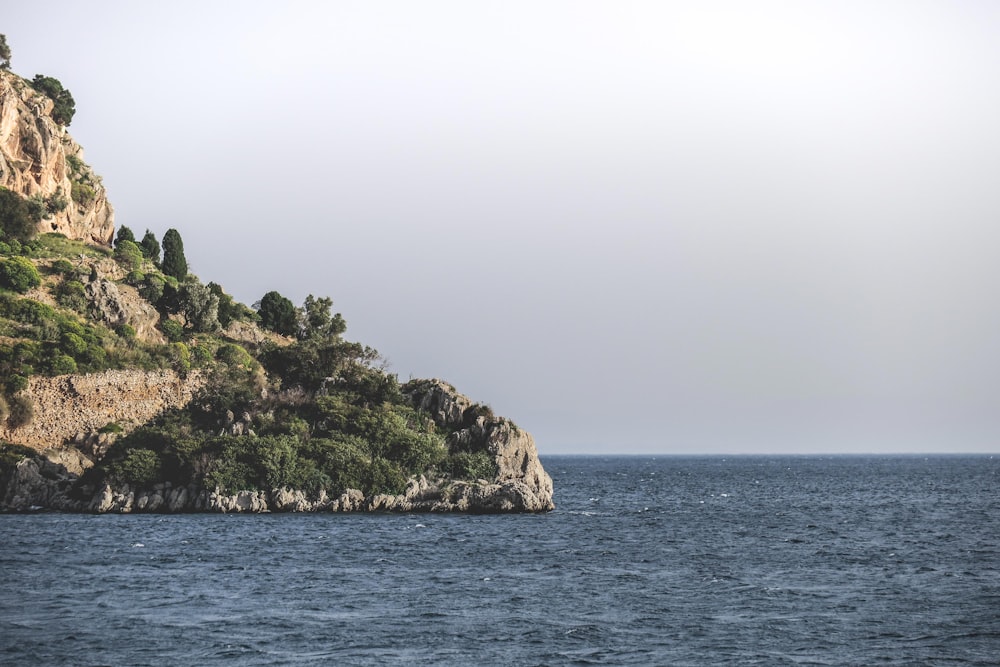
[3,457,553,514]
[1,380,555,514]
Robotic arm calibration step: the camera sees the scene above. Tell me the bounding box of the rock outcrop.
[0,369,203,450]
[0,70,114,244]
[85,278,163,343]
[402,379,555,512]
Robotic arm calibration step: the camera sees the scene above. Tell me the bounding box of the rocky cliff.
[0,70,114,244]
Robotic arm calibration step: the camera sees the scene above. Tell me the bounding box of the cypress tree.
[161,228,188,280]
[140,229,161,263]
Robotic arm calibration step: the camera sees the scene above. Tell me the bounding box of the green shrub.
[51,259,74,275]
[190,343,212,366]
[444,450,498,481]
[303,434,371,495]
[113,448,161,486]
[216,343,253,369]
[139,274,165,305]
[0,256,41,293]
[170,342,191,373]
[26,194,47,222]
[116,324,136,341]
[48,353,77,375]
[98,422,123,434]
[113,240,143,271]
[365,457,407,495]
[60,331,87,355]
[387,430,447,475]
[46,189,68,215]
[11,298,53,325]
[66,154,84,175]
[5,375,28,393]
[70,181,95,206]
[159,318,184,342]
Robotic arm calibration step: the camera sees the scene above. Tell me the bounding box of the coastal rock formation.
[402,379,555,512]
[0,70,114,244]
[0,369,203,450]
[0,379,555,514]
[1,456,85,512]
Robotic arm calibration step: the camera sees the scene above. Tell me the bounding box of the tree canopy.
[140,230,160,263]
[256,290,297,336]
[0,34,11,70]
[29,75,75,126]
[114,226,135,248]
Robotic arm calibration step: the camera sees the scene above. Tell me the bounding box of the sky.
[4,1,1000,455]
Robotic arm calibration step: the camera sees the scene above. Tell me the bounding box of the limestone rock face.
[1,456,84,511]
[403,379,555,512]
[0,369,204,450]
[406,379,471,427]
[85,278,162,343]
[0,70,114,244]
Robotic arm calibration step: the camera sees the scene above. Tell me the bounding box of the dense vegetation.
[1,216,496,499]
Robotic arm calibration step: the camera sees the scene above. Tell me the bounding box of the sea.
[1,455,998,666]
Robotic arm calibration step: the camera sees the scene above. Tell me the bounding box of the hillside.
[0,54,553,513]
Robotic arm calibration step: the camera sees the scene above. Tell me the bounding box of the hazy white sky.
[5,1,1000,454]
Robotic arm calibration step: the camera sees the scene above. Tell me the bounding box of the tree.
[208,282,252,328]
[299,294,347,340]
[0,188,36,243]
[114,226,135,248]
[178,281,220,332]
[0,34,11,70]
[140,229,160,263]
[256,290,297,336]
[29,75,76,126]
[161,228,188,280]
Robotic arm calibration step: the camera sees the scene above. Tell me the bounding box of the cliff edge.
[0,70,114,244]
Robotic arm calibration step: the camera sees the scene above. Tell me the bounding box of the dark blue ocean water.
[1,456,998,666]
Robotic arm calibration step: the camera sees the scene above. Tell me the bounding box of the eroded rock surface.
[0,369,203,450]
[0,70,114,244]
